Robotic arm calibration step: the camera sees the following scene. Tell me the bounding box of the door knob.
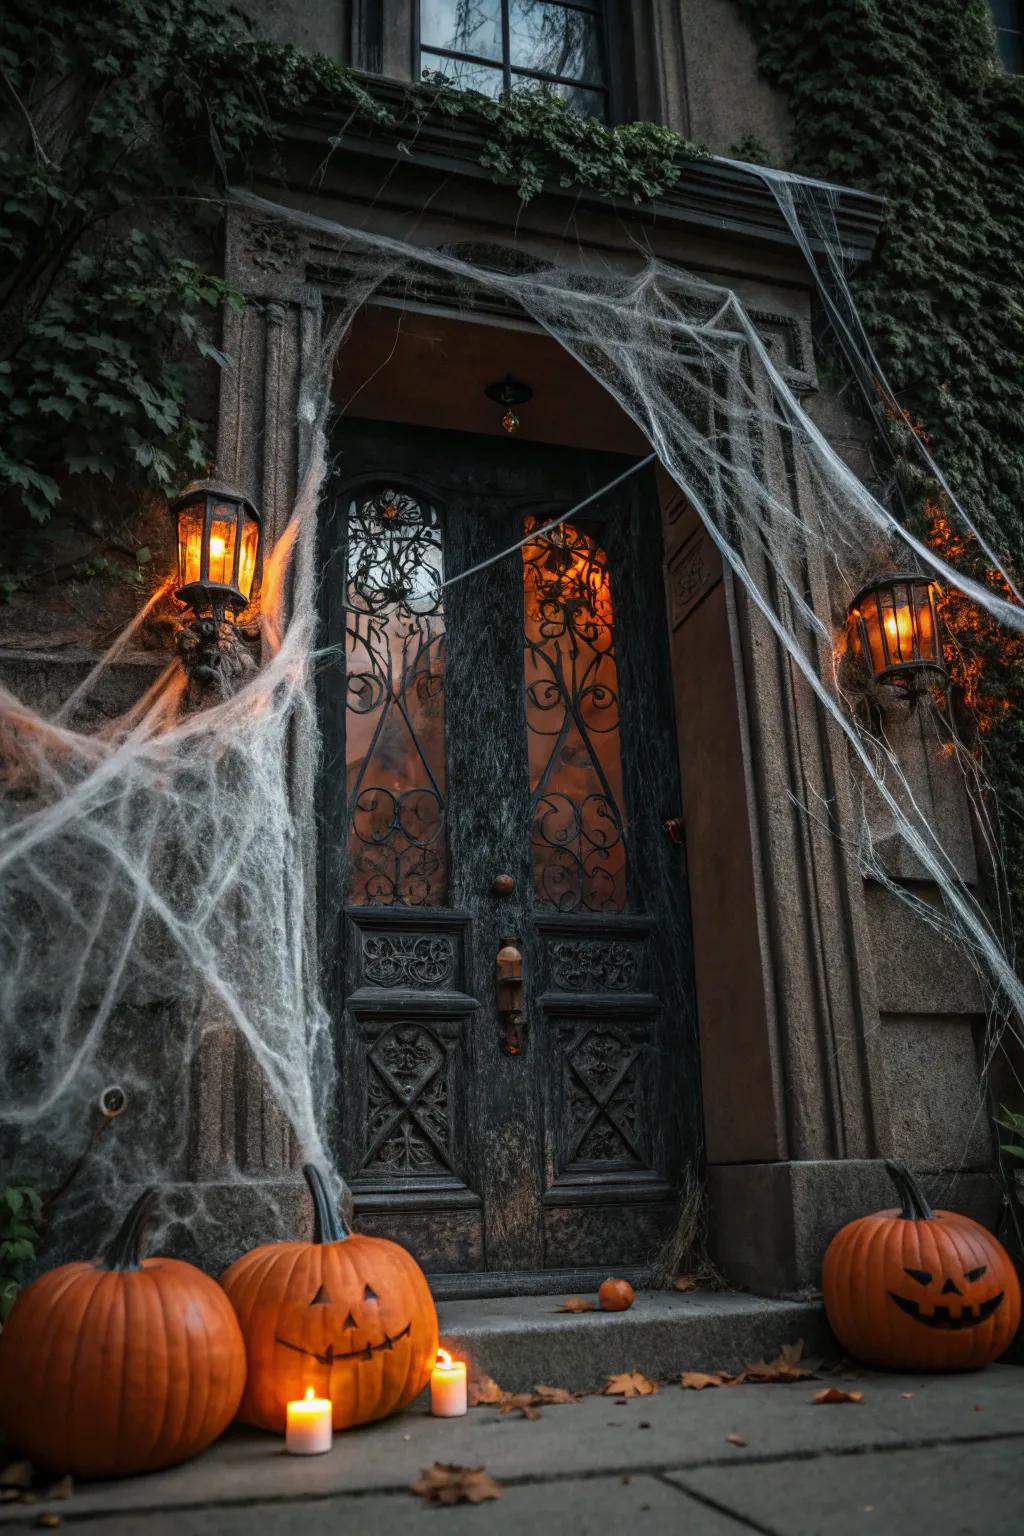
[496,939,526,1057]
[491,873,515,897]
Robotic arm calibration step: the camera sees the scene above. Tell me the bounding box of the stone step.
[435,1288,835,1393]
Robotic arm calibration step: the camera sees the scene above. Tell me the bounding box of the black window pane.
[996,29,1024,71]
[421,49,505,95]
[511,74,606,118]
[421,0,503,62]
[509,0,605,84]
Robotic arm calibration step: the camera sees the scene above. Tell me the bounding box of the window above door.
[417,0,612,119]
[991,0,1024,71]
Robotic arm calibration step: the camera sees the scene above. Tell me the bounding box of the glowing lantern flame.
[435,1348,453,1370]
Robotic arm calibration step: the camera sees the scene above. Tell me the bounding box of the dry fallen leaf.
[44,1479,73,1503]
[498,1393,542,1420]
[900,1392,914,1400]
[558,1296,594,1313]
[532,1384,578,1404]
[725,1433,748,1447]
[0,1464,34,1492]
[813,1387,864,1404]
[681,1371,727,1390]
[673,1276,697,1292]
[603,1371,659,1398]
[410,1463,502,1506]
[34,1518,62,1531]
[739,1340,820,1384]
[469,1374,505,1407]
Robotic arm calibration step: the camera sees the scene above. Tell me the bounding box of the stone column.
[184,208,326,1270]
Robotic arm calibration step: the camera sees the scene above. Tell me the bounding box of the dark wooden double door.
[320,420,698,1292]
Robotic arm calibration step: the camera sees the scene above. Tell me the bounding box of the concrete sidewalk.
[2,1364,1022,1534]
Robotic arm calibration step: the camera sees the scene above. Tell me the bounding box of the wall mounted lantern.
[847,573,946,690]
[171,477,261,622]
[484,376,533,435]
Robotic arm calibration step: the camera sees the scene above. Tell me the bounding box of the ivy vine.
[737,0,1024,947]
[0,2,703,597]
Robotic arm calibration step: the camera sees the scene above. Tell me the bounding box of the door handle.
[495,939,526,1057]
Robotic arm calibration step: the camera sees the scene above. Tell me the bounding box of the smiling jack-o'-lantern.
[822,1160,1021,1371]
[220,1164,437,1431]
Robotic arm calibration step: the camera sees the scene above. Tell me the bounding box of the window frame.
[413,0,621,123]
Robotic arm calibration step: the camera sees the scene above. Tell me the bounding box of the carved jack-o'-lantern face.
[823,1161,1021,1372]
[220,1166,438,1432]
[889,1262,1005,1332]
[274,1278,414,1368]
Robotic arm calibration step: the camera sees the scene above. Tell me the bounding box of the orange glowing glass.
[848,574,944,687]
[172,479,261,615]
[521,519,627,912]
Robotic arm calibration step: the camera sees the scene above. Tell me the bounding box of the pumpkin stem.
[303,1164,350,1243]
[99,1189,158,1270]
[884,1160,935,1221]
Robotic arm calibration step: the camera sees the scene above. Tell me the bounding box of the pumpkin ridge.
[150,1266,185,1465]
[179,1264,212,1461]
[61,1267,111,1470]
[227,1242,286,1326]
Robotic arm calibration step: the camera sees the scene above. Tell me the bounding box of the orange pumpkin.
[0,1190,246,1477]
[822,1160,1021,1371]
[220,1164,437,1432]
[598,1277,635,1312]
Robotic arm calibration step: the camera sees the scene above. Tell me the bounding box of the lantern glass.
[207,508,238,588]
[177,502,205,593]
[849,573,945,687]
[237,513,260,603]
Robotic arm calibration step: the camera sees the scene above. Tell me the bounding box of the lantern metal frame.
[847,571,947,689]
[171,477,262,620]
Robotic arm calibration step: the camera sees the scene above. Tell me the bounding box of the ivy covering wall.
[0,0,698,598]
[738,0,1024,945]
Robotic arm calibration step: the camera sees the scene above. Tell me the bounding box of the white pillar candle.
[430,1348,468,1417]
[285,1388,333,1454]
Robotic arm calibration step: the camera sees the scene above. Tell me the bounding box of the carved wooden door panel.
[320,419,698,1294]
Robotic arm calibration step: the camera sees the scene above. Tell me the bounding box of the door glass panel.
[345,489,447,906]
[521,518,627,912]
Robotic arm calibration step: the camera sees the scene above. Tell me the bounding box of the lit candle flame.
[304,1386,316,1402]
[435,1348,453,1370]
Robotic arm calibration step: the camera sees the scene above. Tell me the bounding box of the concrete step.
[435,1288,835,1392]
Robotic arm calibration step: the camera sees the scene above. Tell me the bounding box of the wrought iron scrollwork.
[522,520,627,912]
[362,932,455,988]
[345,489,447,907]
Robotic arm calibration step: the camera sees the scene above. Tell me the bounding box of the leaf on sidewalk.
[813,1387,864,1404]
[673,1276,697,1292]
[469,1374,505,1406]
[44,1479,73,1503]
[532,1384,578,1404]
[739,1340,820,1384]
[498,1393,542,1419]
[681,1371,729,1390]
[603,1371,659,1398]
[558,1296,594,1313]
[410,1463,503,1505]
[725,1433,748,1447]
[0,1465,34,1492]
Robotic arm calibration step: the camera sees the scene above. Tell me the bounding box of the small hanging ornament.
[485,376,533,436]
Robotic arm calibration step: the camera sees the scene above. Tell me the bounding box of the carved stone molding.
[668,528,721,628]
